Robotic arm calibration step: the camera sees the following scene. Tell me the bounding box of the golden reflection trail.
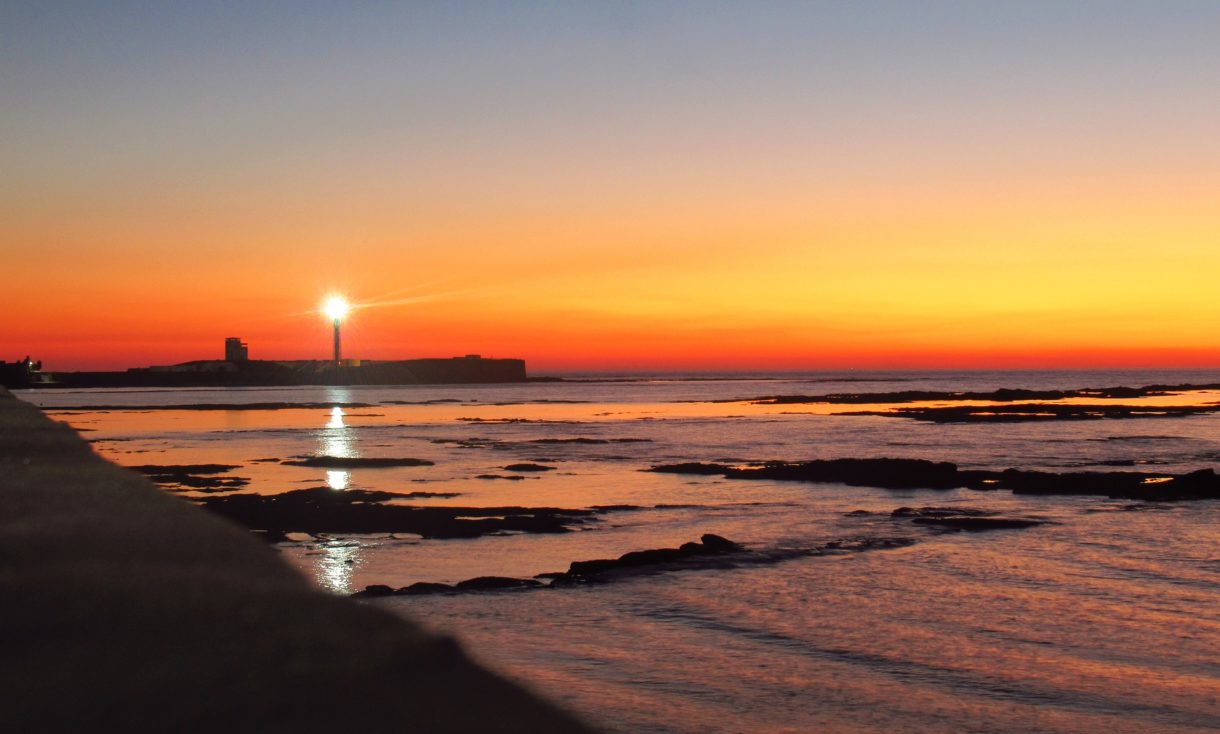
[312,387,361,593]
[316,542,359,596]
[319,387,357,491]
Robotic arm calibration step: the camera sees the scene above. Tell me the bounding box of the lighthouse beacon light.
[323,296,350,322]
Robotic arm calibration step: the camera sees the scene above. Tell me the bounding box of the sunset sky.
[4,1,1219,371]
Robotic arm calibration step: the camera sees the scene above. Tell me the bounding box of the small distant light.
[323,296,350,321]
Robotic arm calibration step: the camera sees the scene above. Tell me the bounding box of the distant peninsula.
[2,349,527,389]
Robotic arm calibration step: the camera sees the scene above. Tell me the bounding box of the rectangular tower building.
[224,337,249,362]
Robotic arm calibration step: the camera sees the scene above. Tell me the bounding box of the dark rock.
[395,582,455,595]
[529,438,607,445]
[281,456,435,469]
[891,506,994,518]
[647,462,734,475]
[365,531,929,598]
[726,458,964,490]
[563,534,745,581]
[196,487,596,539]
[158,475,250,490]
[1156,468,1220,500]
[565,558,620,577]
[475,474,526,480]
[454,577,544,591]
[890,505,1040,531]
[616,548,688,566]
[910,516,1045,531]
[729,383,1218,406]
[127,463,251,492]
[850,403,1220,423]
[502,463,555,472]
[527,437,652,444]
[651,458,1220,502]
[458,417,584,424]
[129,464,240,475]
[700,533,740,551]
[352,584,395,598]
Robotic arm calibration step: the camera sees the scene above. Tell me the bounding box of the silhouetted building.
[224,338,249,363]
[0,356,45,388]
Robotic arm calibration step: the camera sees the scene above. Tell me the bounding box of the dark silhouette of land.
[49,401,380,411]
[2,355,527,389]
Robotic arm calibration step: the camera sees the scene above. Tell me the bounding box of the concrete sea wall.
[0,387,595,732]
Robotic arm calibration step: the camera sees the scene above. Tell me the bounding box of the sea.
[19,369,1220,733]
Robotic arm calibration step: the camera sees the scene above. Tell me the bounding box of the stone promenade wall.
[0,387,594,732]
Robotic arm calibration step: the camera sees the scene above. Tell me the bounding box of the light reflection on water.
[325,470,349,491]
[320,388,356,491]
[311,390,364,592]
[314,542,360,595]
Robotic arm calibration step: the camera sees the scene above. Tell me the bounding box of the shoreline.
[0,386,595,732]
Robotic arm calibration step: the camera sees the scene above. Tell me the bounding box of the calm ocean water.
[20,369,1220,733]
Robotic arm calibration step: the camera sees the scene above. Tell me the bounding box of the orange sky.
[3,3,1219,372]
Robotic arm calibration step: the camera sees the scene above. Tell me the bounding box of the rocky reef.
[725,382,1220,405]
[351,532,933,598]
[196,487,597,539]
[128,463,250,492]
[280,456,435,468]
[888,506,1046,531]
[649,458,1220,501]
[845,403,1220,423]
